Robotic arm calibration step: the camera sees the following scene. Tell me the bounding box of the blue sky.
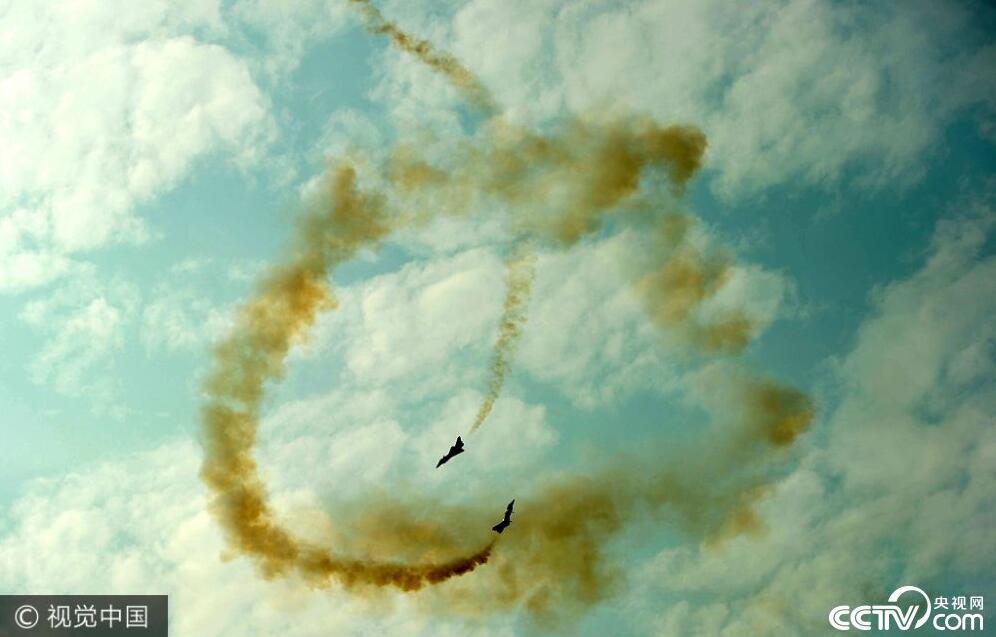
[0,1,994,635]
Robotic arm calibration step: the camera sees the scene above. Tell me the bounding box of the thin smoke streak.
[468,244,536,434]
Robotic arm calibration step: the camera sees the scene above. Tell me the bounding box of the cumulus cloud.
[142,291,231,353]
[140,260,234,354]
[307,247,507,399]
[229,0,350,76]
[18,271,140,417]
[0,0,355,294]
[626,208,996,635]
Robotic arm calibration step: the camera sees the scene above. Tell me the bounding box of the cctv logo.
[829,586,931,631]
[829,586,985,631]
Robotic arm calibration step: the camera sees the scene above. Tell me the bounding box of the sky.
[0,0,994,635]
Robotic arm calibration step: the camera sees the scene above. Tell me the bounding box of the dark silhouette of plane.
[491,499,514,533]
[435,436,465,468]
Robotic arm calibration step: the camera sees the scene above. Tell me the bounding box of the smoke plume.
[198,0,815,623]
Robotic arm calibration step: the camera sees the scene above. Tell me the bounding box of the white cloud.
[19,271,140,417]
[408,390,556,489]
[140,261,233,354]
[141,290,231,354]
[318,108,386,160]
[0,247,74,292]
[229,0,350,77]
[0,35,272,257]
[376,0,995,199]
[279,244,562,495]
[254,380,557,519]
[695,264,789,329]
[516,233,672,408]
[626,209,996,635]
[306,247,505,400]
[0,0,332,293]
[259,387,409,501]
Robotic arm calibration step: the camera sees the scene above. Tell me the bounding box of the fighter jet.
[435,436,465,468]
[491,499,514,533]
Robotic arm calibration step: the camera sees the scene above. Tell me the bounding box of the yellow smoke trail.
[199,115,723,597]
[467,245,536,433]
[201,162,494,589]
[635,212,757,354]
[359,373,814,624]
[197,1,817,620]
[388,115,707,245]
[348,0,497,114]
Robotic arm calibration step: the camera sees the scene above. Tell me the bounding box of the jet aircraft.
[491,499,514,533]
[435,436,465,468]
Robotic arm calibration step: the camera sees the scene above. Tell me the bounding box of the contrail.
[468,244,536,434]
